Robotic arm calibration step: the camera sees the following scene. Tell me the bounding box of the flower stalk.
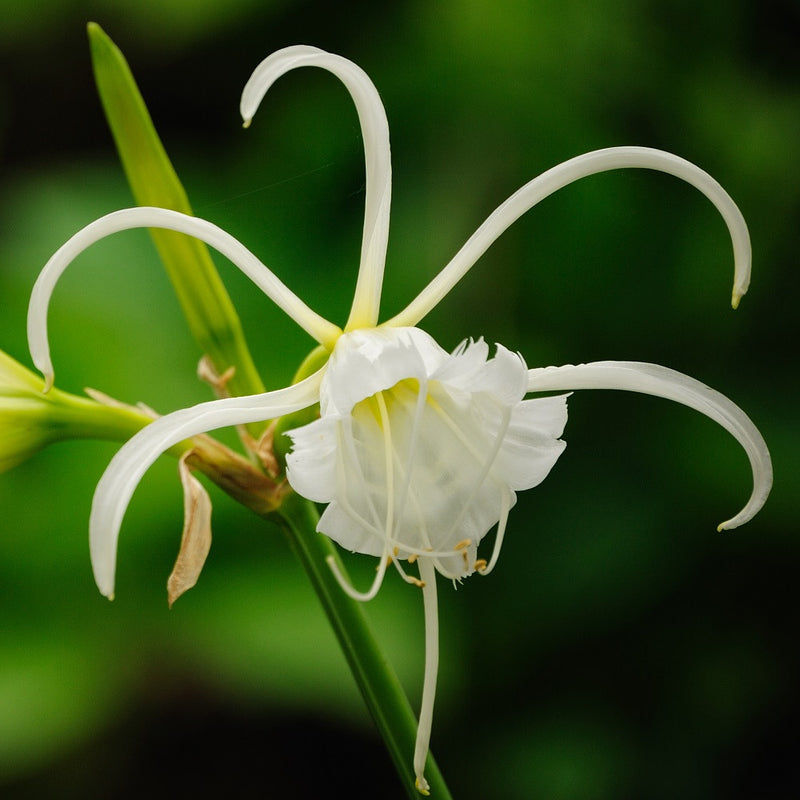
[273,493,452,800]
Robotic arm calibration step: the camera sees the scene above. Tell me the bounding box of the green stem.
[46,389,152,443]
[272,493,453,800]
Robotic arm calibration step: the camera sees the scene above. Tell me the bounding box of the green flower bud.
[0,349,151,472]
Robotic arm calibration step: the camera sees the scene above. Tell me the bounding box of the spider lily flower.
[27,46,771,794]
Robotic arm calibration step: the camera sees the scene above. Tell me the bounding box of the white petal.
[443,342,528,405]
[240,46,392,330]
[389,146,751,327]
[527,361,771,529]
[28,207,340,390]
[429,337,490,391]
[493,395,569,491]
[321,327,446,416]
[284,415,339,503]
[90,369,323,599]
[416,389,517,551]
[285,329,569,574]
[310,367,516,566]
[317,499,382,557]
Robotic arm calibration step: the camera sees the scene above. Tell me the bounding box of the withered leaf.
[167,452,212,607]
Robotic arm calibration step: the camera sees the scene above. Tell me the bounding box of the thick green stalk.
[273,493,453,800]
[88,23,265,400]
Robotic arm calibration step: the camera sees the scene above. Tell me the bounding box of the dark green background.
[0,1,797,797]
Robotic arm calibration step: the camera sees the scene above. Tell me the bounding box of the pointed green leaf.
[88,22,265,400]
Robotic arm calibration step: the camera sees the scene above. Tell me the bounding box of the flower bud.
[0,349,150,472]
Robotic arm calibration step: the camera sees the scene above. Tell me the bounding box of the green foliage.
[89,23,266,401]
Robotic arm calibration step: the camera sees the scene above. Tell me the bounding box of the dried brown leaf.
[167,452,212,607]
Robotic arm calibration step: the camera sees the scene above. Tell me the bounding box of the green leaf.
[88,22,265,401]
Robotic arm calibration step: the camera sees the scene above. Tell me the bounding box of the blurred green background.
[0,0,797,797]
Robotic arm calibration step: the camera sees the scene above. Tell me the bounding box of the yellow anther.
[408,554,418,564]
[454,538,472,551]
[408,576,426,589]
[393,546,399,557]
[474,558,488,572]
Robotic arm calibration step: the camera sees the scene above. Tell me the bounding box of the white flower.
[287,327,568,586]
[27,46,772,794]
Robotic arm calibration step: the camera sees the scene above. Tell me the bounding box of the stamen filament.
[335,418,386,542]
[325,552,391,602]
[393,378,429,546]
[376,391,396,543]
[391,556,419,584]
[477,486,512,576]
[441,402,512,550]
[430,557,470,583]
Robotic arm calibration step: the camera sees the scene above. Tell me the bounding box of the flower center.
[353,377,423,430]
[345,374,507,578]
